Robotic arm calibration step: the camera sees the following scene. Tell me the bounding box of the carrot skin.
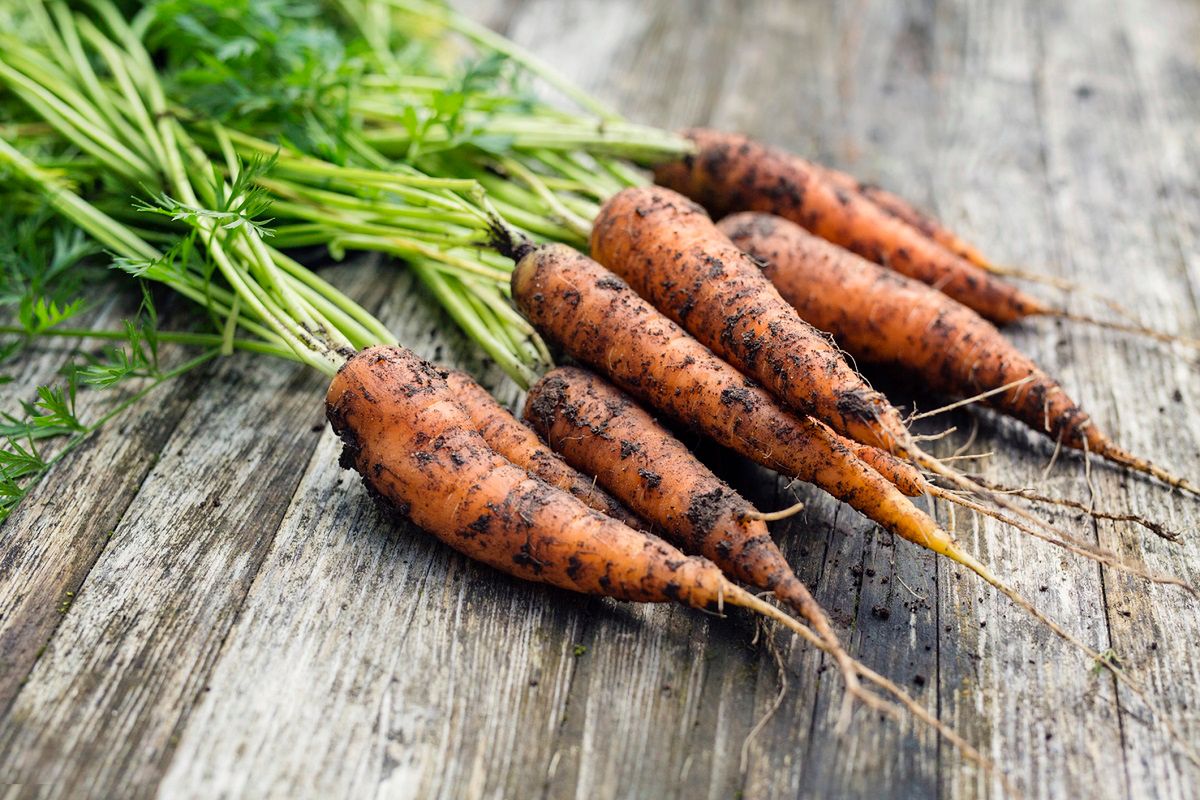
[654,129,1046,324]
[838,435,928,497]
[327,346,727,607]
[524,366,790,592]
[814,164,991,268]
[512,245,962,560]
[719,212,1102,452]
[444,370,644,528]
[590,184,910,453]
[524,365,854,668]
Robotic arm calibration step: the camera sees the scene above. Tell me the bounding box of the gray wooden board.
[1,1,1198,798]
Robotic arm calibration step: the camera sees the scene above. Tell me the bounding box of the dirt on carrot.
[589,184,911,454]
[523,365,868,703]
[444,370,644,528]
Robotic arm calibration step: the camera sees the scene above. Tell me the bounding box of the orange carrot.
[523,365,866,702]
[814,163,1107,295]
[719,212,1197,494]
[653,128,1047,324]
[525,366,814,608]
[813,163,991,268]
[445,370,643,528]
[589,184,911,454]
[329,346,738,607]
[837,435,927,498]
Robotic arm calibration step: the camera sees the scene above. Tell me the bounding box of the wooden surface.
[2,0,1199,797]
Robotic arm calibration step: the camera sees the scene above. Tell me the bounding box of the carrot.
[718,211,1198,495]
[329,345,751,609]
[652,128,1051,325]
[589,184,911,454]
[523,364,870,710]
[836,435,927,498]
[511,243,977,568]
[444,370,643,528]
[813,162,1120,298]
[812,163,991,269]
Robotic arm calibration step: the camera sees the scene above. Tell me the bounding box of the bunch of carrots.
[2,0,1198,790]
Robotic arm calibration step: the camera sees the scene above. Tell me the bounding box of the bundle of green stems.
[1,0,691,381]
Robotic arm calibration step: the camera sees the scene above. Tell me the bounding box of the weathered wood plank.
[1033,1,1200,797]
[0,347,205,714]
[0,261,396,797]
[0,291,206,713]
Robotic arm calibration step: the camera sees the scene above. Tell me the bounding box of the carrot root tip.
[743,500,805,522]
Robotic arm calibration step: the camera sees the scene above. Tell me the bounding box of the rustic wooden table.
[2,1,1199,798]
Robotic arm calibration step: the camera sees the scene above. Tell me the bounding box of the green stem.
[258,177,485,231]
[332,234,510,282]
[46,3,140,148]
[0,325,293,359]
[13,348,222,510]
[0,49,152,180]
[360,116,693,162]
[498,155,592,237]
[75,14,171,170]
[412,261,534,387]
[269,250,397,346]
[0,136,158,260]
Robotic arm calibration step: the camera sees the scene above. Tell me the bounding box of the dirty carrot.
[523,365,878,716]
[834,434,928,498]
[719,211,1198,496]
[444,370,644,528]
[811,162,991,269]
[811,161,1124,297]
[331,346,753,608]
[589,184,911,454]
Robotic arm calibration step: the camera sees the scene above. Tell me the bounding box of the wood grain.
[1,1,1197,798]
[0,292,204,714]
[0,262,394,796]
